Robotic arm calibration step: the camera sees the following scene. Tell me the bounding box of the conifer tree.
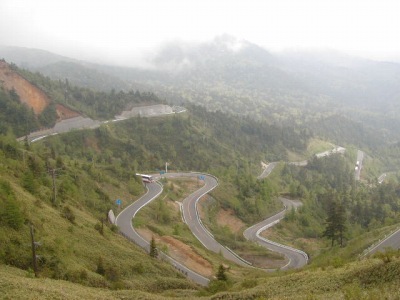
[2,198,24,229]
[336,201,347,247]
[216,264,227,281]
[323,199,337,247]
[323,194,347,247]
[150,236,158,258]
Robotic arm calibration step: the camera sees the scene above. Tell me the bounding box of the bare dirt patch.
[216,208,245,234]
[55,104,80,120]
[0,62,80,122]
[0,61,50,114]
[83,136,100,153]
[137,228,213,277]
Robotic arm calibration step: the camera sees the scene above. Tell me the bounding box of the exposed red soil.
[216,208,246,234]
[0,61,80,121]
[0,61,50,114]
[55,104,80,120]
[137,228,213,277]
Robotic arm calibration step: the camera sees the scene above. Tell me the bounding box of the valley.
[1,46,400,299]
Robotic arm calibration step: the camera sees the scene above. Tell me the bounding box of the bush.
[96,256,105,275]
[105,265,120,282]
[1,198,24,229]
[94,222,104,235]
[109,224,119,232]
[207,280,229,294]
[241,278,258,289]
[132,262,145,274]
[62,206,76,223]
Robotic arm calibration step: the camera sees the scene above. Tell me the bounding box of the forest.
[1,60,400,299]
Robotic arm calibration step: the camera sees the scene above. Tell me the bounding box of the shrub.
[96,256,105,276]
[1,198,24,229]
[61,206,75,223]
[94,222,104,235]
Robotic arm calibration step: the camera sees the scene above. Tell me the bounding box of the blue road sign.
[198,175,205,180]
[116,199,122,206]
[160,170,165,175]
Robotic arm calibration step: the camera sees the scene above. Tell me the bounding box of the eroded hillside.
[0,60,79,120]
[0,60,50,114]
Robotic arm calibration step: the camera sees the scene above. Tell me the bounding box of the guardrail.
[243,202,309,267]
[255,222,309,263]
[187,172,254,266]
[361,226,400,258]
[116,181,210,286]
[224,246,253,266]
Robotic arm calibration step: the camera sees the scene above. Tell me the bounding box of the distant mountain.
[2,38,400,145]
[36,61,130,91]
[93,36,400,144]
[0,46,74,68]
[0,46,131,92]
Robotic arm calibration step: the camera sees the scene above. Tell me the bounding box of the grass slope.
[3,254,400,299]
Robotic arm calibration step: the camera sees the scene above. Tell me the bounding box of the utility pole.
[46,167,61,206]
[165,162,169,173]
[51,169,57,205]
[30,224,39,277]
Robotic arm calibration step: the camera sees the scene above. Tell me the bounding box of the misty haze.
[1,1,400,299]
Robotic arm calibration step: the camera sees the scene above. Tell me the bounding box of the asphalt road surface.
[115,180,210,286]
[364,228,400,256]
[258,162,279,179]
[162,173,308,270]
[116,172,310,287]
[243,198,308,270]
[355,150,364,181]
[161,172,252,267]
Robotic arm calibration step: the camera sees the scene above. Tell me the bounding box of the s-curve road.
[161,172,252,267]
[115,180,210,286]
[243,198,308,270]
[115,182,162,250]
[162,173,308,270]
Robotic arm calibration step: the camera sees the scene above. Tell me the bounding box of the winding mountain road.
[115,180,210,286]
[243,198,308,270]
[116,171,309,286]
[160,173,251,267]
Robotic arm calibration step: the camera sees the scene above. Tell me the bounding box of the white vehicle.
[136,173,154,183]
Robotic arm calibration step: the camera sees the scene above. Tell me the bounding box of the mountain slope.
[0,46,130,92]
[0,60,50,114]
[4,40,400,145]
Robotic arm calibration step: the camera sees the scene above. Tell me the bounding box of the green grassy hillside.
[2,252,400,299]
[1,63,400,299]
[0,134,199,295]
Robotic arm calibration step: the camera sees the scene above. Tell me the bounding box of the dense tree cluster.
[280,154,400,247]
[17,66,161,120]
[0,62,163,137]
[0,87,39,136]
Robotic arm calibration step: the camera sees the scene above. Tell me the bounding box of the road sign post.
[116,199,122,208]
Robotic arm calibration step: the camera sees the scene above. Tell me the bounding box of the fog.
[1,0,400,66]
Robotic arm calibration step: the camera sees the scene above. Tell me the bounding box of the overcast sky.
[1,0,400,65]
